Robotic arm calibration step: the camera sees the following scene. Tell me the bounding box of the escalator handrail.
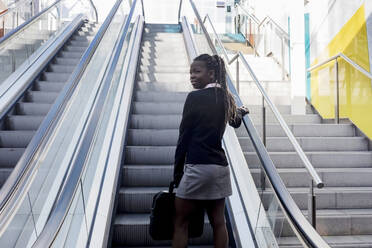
[195,2,323,189]
[32,0,139,246]
[0,0,62,46]
[0,15,85,214]
[87,0,99,23]
[0,0,99,46]
[186,0,330,247]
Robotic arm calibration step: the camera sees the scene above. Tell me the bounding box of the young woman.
[172,54,248,248]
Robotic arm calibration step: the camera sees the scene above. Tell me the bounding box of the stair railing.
[307,52,372,124]
[235,3,290,80]
[186,0,327,241]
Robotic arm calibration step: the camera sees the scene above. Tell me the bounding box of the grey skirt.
[175,163,232,200]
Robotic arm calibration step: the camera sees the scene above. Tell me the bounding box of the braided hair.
[193,54,237,124]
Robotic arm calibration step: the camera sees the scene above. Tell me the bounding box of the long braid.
[194,54,237,123]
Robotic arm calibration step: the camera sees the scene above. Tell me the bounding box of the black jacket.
[173,87,244,183]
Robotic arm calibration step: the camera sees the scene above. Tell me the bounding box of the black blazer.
[173,87,244,182]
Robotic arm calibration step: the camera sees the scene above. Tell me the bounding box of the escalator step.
[16,102,52,115]
[0,148,25,167]
[0,131,35,147]
[24,91,59,103]
[5,115,44,130]
[0,168,13,187]
[113,214,212,246]
[42,72,71,82]
[54,57,80,65]
[33,81,65,92]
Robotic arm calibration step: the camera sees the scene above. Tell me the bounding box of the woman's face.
[190,61,214,89]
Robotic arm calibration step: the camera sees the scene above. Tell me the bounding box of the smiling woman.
[172,53,248,248]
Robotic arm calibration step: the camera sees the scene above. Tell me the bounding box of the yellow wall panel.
[310,4,372,138]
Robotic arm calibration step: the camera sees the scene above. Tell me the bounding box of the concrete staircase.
[111,24,214,247]
[0,22,98,189]
[234,105,372,247]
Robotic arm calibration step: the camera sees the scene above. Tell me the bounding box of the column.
[289,0,306,114]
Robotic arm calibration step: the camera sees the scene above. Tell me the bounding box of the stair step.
[0,148,25,167]
[135,91,188,102]
[0,168,13,187]
[136,81,192,92]
[33,81,66,92]
[54,57,80,65]
[16,102,52,115]
[64,46,87,53]
[0,131,35,148]
[59,51,84,59]
[24,91,59,104]
[127,129,178,146]
[140,58,188,67]
[262,187,372,210]
[139,65,189,73]
[122,165,172,187]
[245,151,372,168]
[137,72,189,83]
[113,213,212,246]
[239,137,368,152]
[5,115,44,130]
[48,64,76,73]
[276,209,372,236]
[279,235,372,248]
[251,168,372,187]
[118,187,166,213]
[236,124,356,137]
[132,102,184,115]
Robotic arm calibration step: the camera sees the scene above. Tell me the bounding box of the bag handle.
[169,181,176,194]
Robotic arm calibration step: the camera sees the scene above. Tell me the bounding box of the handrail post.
[236,56,240,94]
[261,95,266,190]
[308,180,316,228]
[178,0,183,23]
[281,36,285,80]
[140,0,145,19]
[335,58,340,124]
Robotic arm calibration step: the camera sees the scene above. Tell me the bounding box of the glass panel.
[183,1,313,246]
[0,0,96,85]
[51,0,137,246]
[0,0,130,246]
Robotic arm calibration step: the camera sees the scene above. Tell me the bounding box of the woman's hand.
[237,106,249,116]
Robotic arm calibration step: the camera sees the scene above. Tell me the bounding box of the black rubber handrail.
[186,0,330,247]
[32,0,139,246]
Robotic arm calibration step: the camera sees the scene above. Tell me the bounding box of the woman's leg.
[205,198,228,248]
[173,197,197,248]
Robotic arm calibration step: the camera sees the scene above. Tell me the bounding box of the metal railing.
[0,0,98,32]
[308,52,372,124]
[32,0,142,246]
[235,3,290,80]
[187,0,325,235]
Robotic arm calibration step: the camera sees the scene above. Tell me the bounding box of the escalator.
[0,21,98,188]
[111,23,214,246]
[14,1,335,247]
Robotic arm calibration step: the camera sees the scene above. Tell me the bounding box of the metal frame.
[307,52,372,124]
[32,0,140,246]
[0,15,85,215]
[235,3,289,79]
[187,0,330,246]
[0,0,99,46]
[0,0,62,46]
[88,15,144,247]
